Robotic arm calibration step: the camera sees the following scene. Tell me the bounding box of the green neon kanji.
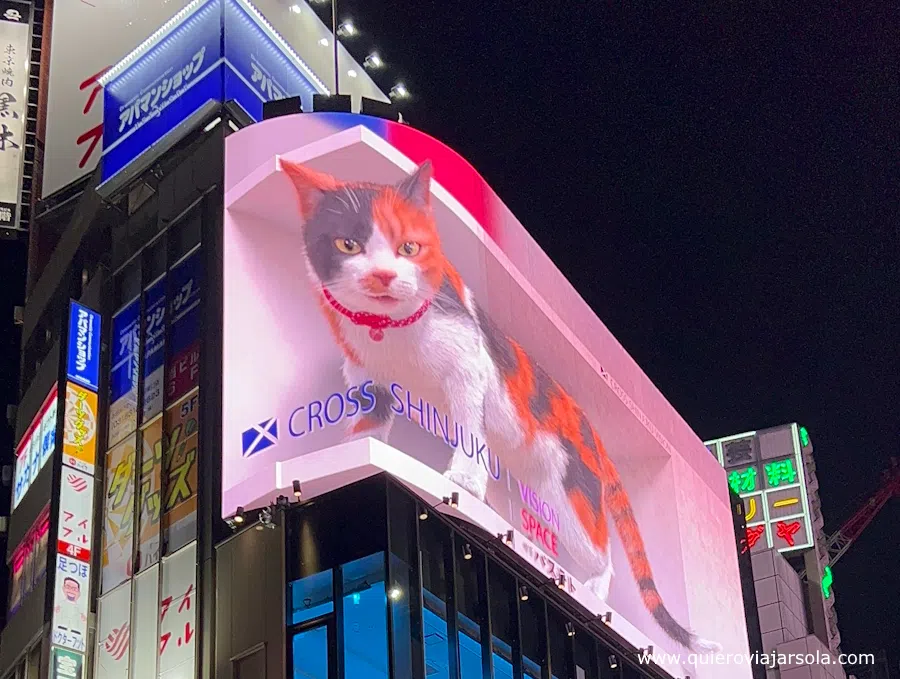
[822,565,834,599]
[765,459,797,487]
[799,427,810,447]
[728,467,758,494]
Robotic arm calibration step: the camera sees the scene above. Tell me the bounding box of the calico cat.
[280,157,719,653]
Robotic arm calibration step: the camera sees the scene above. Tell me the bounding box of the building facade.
[706,425,846,679]
[2,3,757,679]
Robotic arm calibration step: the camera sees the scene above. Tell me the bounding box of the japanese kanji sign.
[52,555,90,652]
[51,647,84,679]
[57,468,95,563]
[0,0,29,230]
[101,437,136,593]
[63,382,99,475]
[159,542,197,679]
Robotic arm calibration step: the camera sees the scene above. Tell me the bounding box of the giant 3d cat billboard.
[223,113,751,677]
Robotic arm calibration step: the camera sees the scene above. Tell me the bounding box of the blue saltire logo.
[242,417,278,457]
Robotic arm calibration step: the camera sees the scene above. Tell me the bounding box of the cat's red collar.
[322,288,431,342]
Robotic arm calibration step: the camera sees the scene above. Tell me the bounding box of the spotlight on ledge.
[462,543,473,560]
[364,52,384,69]
[419,507,429,521]
[565,622,575,638]
[337,21,357,37]
[389,83,409,100]
[443,491,460,509]
[293,479,302,499]
[233,506,245,525]
[608,655,618,670]
[518,585,529,602]
[388,586,402,600]
[503,529,514,546]
[556,573,567,590]
[257,506,274,530]
[599,611,613,625]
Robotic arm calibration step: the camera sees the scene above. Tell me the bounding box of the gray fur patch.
[475,303,516,374]
[369,384,395,423]
[432,275,471,319]
[528,365,555,421]
[561,413,603,510]
[303,187,379,282]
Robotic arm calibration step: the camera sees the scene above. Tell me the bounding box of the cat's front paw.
[443,469,487,502]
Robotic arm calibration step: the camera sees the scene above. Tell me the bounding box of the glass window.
[620,663,641,679]
[145,235,166,282]
[288,569,333,625]
[573,632,600,679]
[456,542,486,679]
[342,553,389,679]
[291,623,330,679]
[113,259,141,310]
[388,486,424,679]
[420,517,451,679]
[547,606,570,679]
[170,211,201,262]
[488,564,518,679]
[520,593,547,679]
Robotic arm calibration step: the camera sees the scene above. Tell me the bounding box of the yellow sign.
[63,382,98,474]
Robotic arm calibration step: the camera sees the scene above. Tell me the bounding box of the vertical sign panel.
[143,278,166,422]
[51,554,90,651]
[133,565,160,679]
[163,392,199,553]
[12,386,58,508]
[57,469,95,563]
[51,647,84,679]
[102,437,135,592]
[138,419,162,570]
[158,541,196,679]
[67,301,102,391]
[0,0,30,231]
[109,299,140,446]
[95,584,132,679]
[62,383,99,475]
[166,250,201,404]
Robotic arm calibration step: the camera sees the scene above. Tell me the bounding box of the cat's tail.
[599,442,722,654]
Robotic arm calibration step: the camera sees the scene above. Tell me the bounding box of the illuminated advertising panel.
[13,386,58,509]
[705,424,814,555]
[222,113,751,677]
[63,383,99,475]
[67,301,102,391]
[99,0,323,184]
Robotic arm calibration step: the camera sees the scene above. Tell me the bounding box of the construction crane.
[802,457,900,581]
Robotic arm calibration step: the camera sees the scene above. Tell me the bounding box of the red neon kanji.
[741,525,766,553]
[75,66,110,168]
[775,521,801,547]
[183,622,194,645]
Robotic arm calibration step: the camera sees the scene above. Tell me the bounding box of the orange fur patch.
[504,342,539,442]
[372,190,445,290]
[569,489,609,549]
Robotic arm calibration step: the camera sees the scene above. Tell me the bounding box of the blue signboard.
[109,300,140,405]
[102,0,322,183]
[66,301,102,392]
[223,0,318,121]
[143,278,167,420]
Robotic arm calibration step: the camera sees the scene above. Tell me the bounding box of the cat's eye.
[398,242,421,257]
[334,238,362,255]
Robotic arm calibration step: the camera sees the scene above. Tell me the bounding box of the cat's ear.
[279,159,340,220]
[396,160,433,210]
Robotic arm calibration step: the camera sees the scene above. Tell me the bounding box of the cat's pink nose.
[370,270,397,286]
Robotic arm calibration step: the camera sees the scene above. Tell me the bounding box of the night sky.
[0,0,897,671]
[324,0,899,667]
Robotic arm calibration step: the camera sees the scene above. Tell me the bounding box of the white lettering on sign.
[117,46,207,134]
[76,308,89,372]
